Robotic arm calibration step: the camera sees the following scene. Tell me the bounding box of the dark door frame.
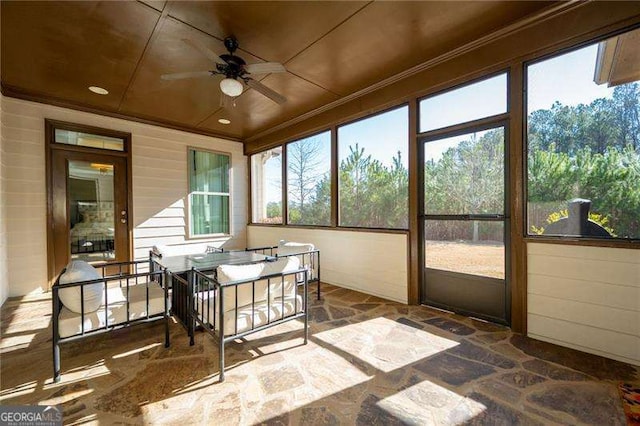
[45,119,133,288]
[418,117,511,325]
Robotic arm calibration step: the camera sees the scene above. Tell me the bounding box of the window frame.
[522,27,640,245]
[186,146,232,238]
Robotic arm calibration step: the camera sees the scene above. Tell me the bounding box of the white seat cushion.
[277,241,315,256]
[58,260,104,313]
[58,282,166,338]
[196,292,303,336]
[277,241,317,281]
[216,257,300,310]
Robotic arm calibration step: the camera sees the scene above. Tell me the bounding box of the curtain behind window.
[189,150,230,235]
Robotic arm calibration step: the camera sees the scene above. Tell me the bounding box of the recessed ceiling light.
[88,86,109,95]
[218,118,231,125]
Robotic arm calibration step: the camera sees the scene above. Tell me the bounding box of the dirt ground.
[425,240,505,279]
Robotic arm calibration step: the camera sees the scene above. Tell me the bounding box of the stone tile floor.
[1,283,637,425]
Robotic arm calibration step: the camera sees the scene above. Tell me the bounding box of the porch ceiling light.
[219,78,243,97]
[88,86,109,95]
[218,118,231,125]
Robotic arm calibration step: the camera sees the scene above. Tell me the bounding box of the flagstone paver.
[1,284,637,425]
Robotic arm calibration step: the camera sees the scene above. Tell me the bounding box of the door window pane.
[425,220,504,279]
[55,129,125,151]
[424,127,504,215]
[68,160,115,261]
[188,149,230,236]
[526,28,640,239]
[287,131,331,226]
[419,73,507,132]
[338,106,409,229]
[251,147,283,224]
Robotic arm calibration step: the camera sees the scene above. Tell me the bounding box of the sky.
[338,106,409,168]
[262,40,618,204]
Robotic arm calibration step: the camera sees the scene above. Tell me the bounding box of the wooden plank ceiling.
[1,1,553,141]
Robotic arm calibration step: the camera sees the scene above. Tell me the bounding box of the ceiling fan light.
[220,78,243,97]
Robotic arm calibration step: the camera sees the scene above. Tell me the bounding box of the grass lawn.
[425,240,505,279]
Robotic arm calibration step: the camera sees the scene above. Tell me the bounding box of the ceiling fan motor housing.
[224,36,239,53]
[217,37,247,79]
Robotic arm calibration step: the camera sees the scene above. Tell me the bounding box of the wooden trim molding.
[524,237,640,250]
[248,223,409,235]
[330,126,338,228]
[408,99,420,305]
[281,143,288,225]
[509,64,526,334]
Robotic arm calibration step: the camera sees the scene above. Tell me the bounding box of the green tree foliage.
[425,130,504,215]
[528,83,640,238]
[265,201,282,223]
[529,83,640,155]
[338,144,408,228]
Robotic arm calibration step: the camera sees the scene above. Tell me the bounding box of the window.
[55,129,125,151]
[338,106,409,229]
[419,73,507,133]
[188,149,230,236]
[287,131,331,226]
[526,28,640,240]
[251,147,282,224]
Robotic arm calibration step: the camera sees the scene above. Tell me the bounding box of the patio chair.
[52,259,170,382]
[244,241,321,299]
[190,256,309,381]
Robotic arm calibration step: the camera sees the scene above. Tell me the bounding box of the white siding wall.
[248,225,408,303]
[0,92,8,306]
[1,96,246,297]
[527,242,640,366]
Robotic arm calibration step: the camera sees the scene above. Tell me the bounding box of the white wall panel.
[1,96,246,297]
[248,225,408,303]
[529,315,640,365]
[528,242,640,366]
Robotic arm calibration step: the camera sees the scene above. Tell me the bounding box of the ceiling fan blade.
[161,71,212,80]
[246,79,287,104]
[182,38,226,64]
[244,62,286,75]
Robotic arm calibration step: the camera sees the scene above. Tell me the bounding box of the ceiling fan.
[161,36,287,105]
